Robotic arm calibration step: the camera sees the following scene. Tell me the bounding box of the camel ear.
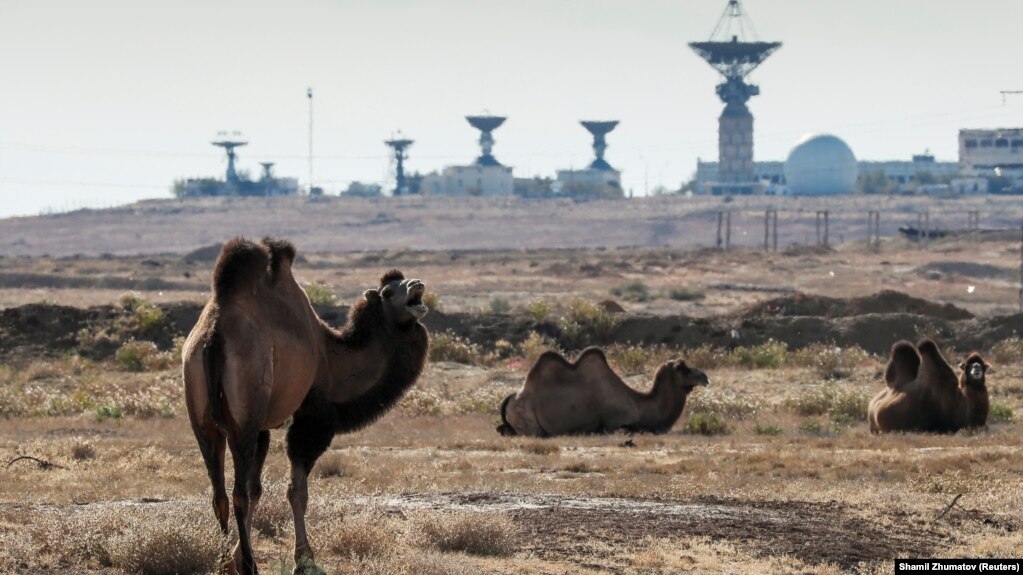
[363,289,380,302]
[675,360,691,374]
[958,361,966,370]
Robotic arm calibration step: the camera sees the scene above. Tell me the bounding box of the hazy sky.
[1,0,1021,218]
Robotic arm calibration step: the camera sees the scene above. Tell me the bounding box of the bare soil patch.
[371,491,945,570]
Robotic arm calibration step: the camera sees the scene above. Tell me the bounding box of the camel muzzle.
[406,280,428,318]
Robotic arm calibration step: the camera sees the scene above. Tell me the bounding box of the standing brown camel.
[183,237,429,575]
[496,348,708,437]
[868,339,989,434]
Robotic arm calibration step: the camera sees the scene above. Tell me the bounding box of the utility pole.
[307,87,314,195]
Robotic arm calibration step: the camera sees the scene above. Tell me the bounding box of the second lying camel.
[497,347,709,437]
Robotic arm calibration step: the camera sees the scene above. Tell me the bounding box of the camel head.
[958,353,990,388]
[660,359,709,392]
[364,269,428,325]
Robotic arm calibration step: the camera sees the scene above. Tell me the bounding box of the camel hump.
[916,338,957,388]
[262,236,296,283]
[212,237,297,301]
[212,237,270,301]
[524,351,574,386]
[575,347,610,367]
[885,340,920,390]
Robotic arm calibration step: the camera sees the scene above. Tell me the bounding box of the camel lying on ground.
[497,348,709,437]
[868,339,990,434]
[183,237,429,575]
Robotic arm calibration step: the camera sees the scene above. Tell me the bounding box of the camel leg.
[228,427,262,575]
[247,431,271,534]
[193,420,231,535]
[285,403,334,575]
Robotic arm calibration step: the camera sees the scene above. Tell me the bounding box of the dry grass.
[10,503,225,574]
[409,510,520,556]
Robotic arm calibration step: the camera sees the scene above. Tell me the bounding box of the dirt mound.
[370,491,943,569]
[182,242,224,262]
[742,290,973,321]
[916,261,1016,281]
[3,298,1015,363]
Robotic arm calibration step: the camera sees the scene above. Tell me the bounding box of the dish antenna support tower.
[580,121,619,170]
[211,131,248,185]
[690,0,780,193]
[384,135,414,196]
[465,115,507,166]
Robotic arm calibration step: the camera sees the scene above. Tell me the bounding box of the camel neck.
[960,381,989,427]
[636,368,687,433]
[321,320,429,435]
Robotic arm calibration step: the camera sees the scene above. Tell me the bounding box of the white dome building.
[784,134,858,195]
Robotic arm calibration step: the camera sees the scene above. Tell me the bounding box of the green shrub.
[731,341,788,369]
[118,291,146,312]
[686,389,763,420]
[429,332,484,365]
[557,299,619,348]
[303,282,338,306]
[489,297,511,314]
[753,423,784,436]
[681,412,730,435]
[682,344,731,370]
[610,281,652,302]
[783,384,870,421]
[604,344,673,374]
[114,341,171,372]
[96,404,124,422]
[667,288,705,302]
[798,418,825,435]
[422,291,442,312]
[989,402,1014,424]
[114,292,166,336]
[790,344,870,379]
[525,299,553,323]
[518,332,561,365]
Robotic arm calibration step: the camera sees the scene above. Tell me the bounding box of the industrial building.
[174,132,299,198]
[959,128,1023,181]
[694,137,997,196]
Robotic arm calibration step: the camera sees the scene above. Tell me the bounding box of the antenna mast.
[690,0,781,194]
[384,134,415,196]
[307,87,314,194]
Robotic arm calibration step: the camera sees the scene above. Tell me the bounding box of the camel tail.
[496,394,518,436]
[203,329,227,426]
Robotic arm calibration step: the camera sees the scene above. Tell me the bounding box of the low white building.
[555,167,621,190]
[858,153,958,184]
[420,164,513,197]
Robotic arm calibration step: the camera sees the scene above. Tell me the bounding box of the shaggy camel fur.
[497,348,708,437]
[868,339,989,434]
[183,237,429,575]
